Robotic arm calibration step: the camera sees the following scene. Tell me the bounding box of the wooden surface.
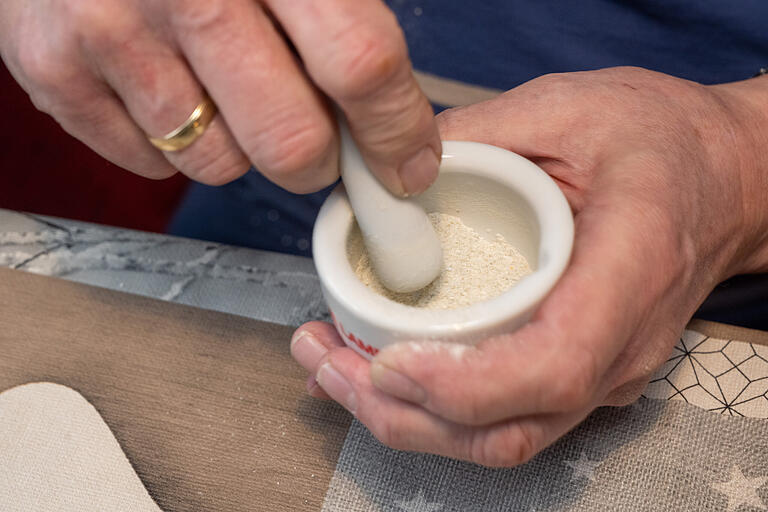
[0,268,351,511]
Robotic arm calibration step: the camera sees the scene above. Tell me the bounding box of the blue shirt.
[168,1,768,328]
[169,0,767,256]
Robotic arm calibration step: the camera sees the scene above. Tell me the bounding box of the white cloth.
[0,382,162,512]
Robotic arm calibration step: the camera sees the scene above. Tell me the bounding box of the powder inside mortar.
[351,212,532,310]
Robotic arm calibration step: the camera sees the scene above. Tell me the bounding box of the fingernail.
[398,146,440,196]
[370,362,427,404]
[316,362,357,414]
[290,331,328,371]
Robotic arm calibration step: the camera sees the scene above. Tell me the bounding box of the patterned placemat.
[645,328,768,418]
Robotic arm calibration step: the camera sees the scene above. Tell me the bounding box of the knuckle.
[16,48,88,117]
[170,0,232,34]
[603,378,646,406]
[17,42,65,95]
[179,144,249,186]
[192,159,248,186]
[425,355,492,426]
[468,433,491,466]
[512,425,540,466]
[126,64,198,131]
[500,426,539,467]
[60,99,114,130]
[70,2,135,53]
[26,91,54,115]
[530,72,573,94]
[77,19,113,51]
[132,67,171,120]
[251,117,333,184]
[443,393,487,426]
[469,424,539,467]
[325,26,407,100]
[548,347,600,411]
[606,65,654,82]
[435,106,467,136]
[611,65,644,75]
[369,418,409,451]
[138,166,178,181]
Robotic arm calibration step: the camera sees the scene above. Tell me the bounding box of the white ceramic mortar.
[313,141,574,360]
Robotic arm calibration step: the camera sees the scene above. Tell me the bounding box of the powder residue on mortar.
[350,212,531,310]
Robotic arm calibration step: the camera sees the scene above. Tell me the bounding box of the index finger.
[265,0,441,196]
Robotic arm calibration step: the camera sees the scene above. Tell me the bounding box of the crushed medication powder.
[351,212,532,310]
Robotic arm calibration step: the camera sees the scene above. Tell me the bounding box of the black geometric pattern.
[645,330,768,418]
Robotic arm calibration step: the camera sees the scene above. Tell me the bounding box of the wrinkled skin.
[291,67,768,467]
[3,0,766,468]
[0,0,440,195]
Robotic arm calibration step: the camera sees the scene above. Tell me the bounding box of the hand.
[291,67,768,466]
[0,0,440,195]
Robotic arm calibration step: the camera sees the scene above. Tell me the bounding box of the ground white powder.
[351,212,532,310]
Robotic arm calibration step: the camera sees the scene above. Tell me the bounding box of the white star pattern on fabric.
[563,451,601,482]
[396,489,444,512]
[711,465,767,512]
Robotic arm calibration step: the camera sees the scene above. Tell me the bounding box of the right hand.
[0,0,440,195]
[290,67,768,466]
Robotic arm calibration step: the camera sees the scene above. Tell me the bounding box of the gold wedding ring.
[148,95,217,152]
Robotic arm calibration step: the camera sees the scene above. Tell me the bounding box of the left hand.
[291,67,768,466]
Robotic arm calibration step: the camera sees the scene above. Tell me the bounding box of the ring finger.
[83,8,250,185]
[168,0,340,193]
